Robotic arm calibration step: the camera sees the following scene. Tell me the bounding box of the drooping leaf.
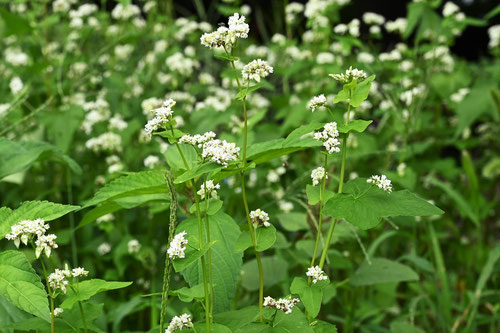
[323,178,443,230]
[0,201,80,240]
[179,212,243,312]
[235,224,277,252]
[349,75,375,107]
[350,258,419,286]
[60,279,132,309]
[338,120,372,133]
[290,277,323,318]
[0,251,50,321]
[170,283,206,302]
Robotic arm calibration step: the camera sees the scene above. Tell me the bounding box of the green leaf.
[306,185,334,205]
[313,320,338,333]
[333,88,350,104]
[0,138,81,179]
[455,84,497,136]
[0,7,32,37]
[214,306,260,331]
[323,178,443,230]
[485,4,500,19]
[173,240,218,272]
[83,171,167,207]
[349,75,375,107]
[174,162,222,184]
[193,322,233,333]
[0,201,80,240]
[189,198,223,216]
[390,321,425,333]
[0,251,50,321]
[155,128,185,144]
[0,294,31,331]
[60,279,132,309]
[283,123,324,147]
[165,144,198,172]
[170,283,205,302]
[241,256,288,291]
[277,212,310,231]
[179,212,243,312]
[236,82,270,100]
[290,277,323,318]
[214,53,239,62]
[337,120,372,133]
[235,225,277,252]
[349,258,419,286]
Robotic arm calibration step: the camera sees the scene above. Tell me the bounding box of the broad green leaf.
[236,82,270,100]
[306,185,334,205]
[193,323,232,333]
[0,251,50,321]
[337,120,372,133]
[455,84,497,136]
[214,306,260,331]
[235,224,277,252]
[313,321,338,333]
[179,212,242,312]
[333,88,350,104]
[241,256,288,291]
[390,321,425,333]
[0,138,81,179]
[155,128,186,144]
[290,277,323,318]
[323,178,443,230]
[349,75,375,107]
[282,123,324,147]
[83,171,167,207]
[60,279,132,309]
[174,162,222,184]
[173,240,218,272]
[0,201,80,240]
[0,7,32,37]
[165,144,198,172]
[189,198,223,216]
[170,283,205,302]
[268,307,314,332]
[277,212,309,231]
[0,294,31,332]
[350,258,419,286]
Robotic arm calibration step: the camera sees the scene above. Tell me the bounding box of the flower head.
[165,313,193,332]
[250,209,270,228]
[48,268,71,294]
[242,59,273,82]
[35,234,58,258]
[329,66,368,83]
[367,175,392,192]
[128,239,141,254]
[313,122,341,154]
[311,167,327,186]
[308,94,327,112]
[306,266,328,284]
[72,267,89,278]
[167,231,189,259]
[228,13,249,38]
[201,139,240,167]
[6,218,50,248]
[197,180,221,199]
[54,308,64,317]
[144,99,176,137]
[263,296,300,314]
[179,131,216,148]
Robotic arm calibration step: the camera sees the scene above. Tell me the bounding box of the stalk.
[39,258,55,333]
[203,175,215,317]
[319,100,351,269]
[225,50,265,318]
[309,153,328,276]
[170,129,211,331]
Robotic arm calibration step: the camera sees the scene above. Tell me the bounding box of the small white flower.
[201,139,240,167]
[306,266,328,284]
[167,231,189,259]
[35,234,58,258]
[263,296,300,314]
[165,313,193,332]
[308,94,327,112]
[228,13,249,38]
[329,66,368,83]
[442,2,460,17]
[9,77,23,94]
[6,218,50,248]
[197,180,221,199]
[97,242,111,255]
[311,167,327,186]
[48,268,71,293]
[242,59,273,83]
[128,239,141,254]
[313,122,341,154]
[144,99,176,138]
[72,267,89,278]
[144,155,160,169]
[250,209,270,228]
[367,175,392,192]
[54,307,64,317]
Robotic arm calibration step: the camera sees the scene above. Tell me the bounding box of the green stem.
[39,258,55,333]
[226,52,265,320]
[203,175,215,319]
[77,301,88,333]
[318,101,351,269]
[309,154,328,276]
[172,136,211,331]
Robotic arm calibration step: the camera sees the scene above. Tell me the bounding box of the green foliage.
[290,277,323,318]
[60,279,132,309]
[235,224,277,252]
[349,258,419,286]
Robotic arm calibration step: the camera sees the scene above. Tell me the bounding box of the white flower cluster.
[367,175,392,192]
[250,209,270,228]
[9,77,23,94]
[242,59,274,82]
[488,25,500,49]
[85,132,122,152]
[128,239,141,254]
[263,296,300,314]
[53,308,64,317]
[5,218,59,258]
[450,88,470,103]
[200,13,249,49]
[400,85,425,106]
[97,242,111,255]
[144,99,176,137]
[330,67,368,83]
[285,2,304,24]
[362,12,385,26]
[201,139,240,167]
[313,122,341,154]
[308,94,327,112]
[144,155,160,169]
[306,265,328,284]
[165,313,193,333]
[197,180,221,200]
[311,167,327,186]
[385,18,407,34]
[179,131,216,147]
[5,47,29,66]
[167,231,189,259]
[111,3,141,20]
[48,266,88,294]
[166,52,200,76]
[333,19,360,37]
